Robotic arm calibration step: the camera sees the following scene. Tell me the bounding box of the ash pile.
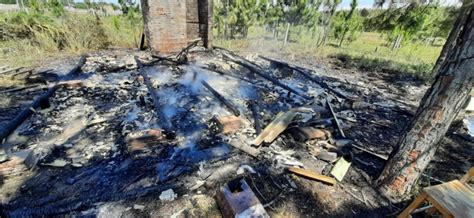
[0,46,414,217]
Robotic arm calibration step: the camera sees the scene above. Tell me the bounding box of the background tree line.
[213,0,460,49]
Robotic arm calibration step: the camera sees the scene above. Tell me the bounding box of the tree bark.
[377,6,474,201]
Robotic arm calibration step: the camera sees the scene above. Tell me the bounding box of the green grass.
[215,27,442,80]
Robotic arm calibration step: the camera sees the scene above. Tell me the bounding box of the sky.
[74,0,461,9]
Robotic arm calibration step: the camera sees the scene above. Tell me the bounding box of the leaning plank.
[253,109,297,146]
[134,56,172,131]
[327,99,346,138]
[224,56,309,100]
[288,167,337,185]
[216,48,309,100]
[259,55,350,100]
[0,56,87,143]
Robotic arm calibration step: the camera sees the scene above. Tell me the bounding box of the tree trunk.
[391,35,402,51]
[284,23,291,46]
[377,7,474,201]
[338,28,348,47]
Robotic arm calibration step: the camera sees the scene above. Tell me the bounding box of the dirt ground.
[0,48,472,217]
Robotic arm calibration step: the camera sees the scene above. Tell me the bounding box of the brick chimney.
[141,0,212,54]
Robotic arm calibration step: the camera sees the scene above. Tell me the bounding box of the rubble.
[209,115,246,134]
[463,116,474,137]
[216,178,269,218]
[0,47,424,216]
[159,189,178,201]
[330,156,352,182]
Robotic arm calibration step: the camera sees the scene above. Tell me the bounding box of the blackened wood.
[139,32,146,51]
[11,68,34,78]
[249,100,261,135]
[0,67,23,75]
[0,55,87,143]
[201,80,240,116]
[0,84,42,94]
[219,51,309,100]
[134,56,172,131]
[259,55,349,100]
[201,66,256,85]
[327,99,346,138]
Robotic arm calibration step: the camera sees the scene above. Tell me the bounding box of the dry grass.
[0,12,142,68]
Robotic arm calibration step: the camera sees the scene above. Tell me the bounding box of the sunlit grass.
[215,27,441,80]
[0,12,142,67]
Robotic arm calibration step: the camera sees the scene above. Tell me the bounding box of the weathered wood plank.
[288,167,337,185]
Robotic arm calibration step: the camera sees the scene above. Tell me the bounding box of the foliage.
[332,0,363,46]
[0,11,110,50]
[365,3,459,47]
[0,9,141,66]
[214,0,267,38]
[118,0,138,15]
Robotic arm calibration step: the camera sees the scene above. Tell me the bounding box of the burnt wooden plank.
[135,56,172,131]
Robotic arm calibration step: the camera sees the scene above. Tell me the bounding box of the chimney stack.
[140,0,213,54]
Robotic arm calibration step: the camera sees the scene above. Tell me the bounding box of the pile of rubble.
[0,46,420,216]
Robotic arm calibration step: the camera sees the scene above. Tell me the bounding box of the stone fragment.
[44,159,68,167]
[159,189,177,201]
[133,204,145,210]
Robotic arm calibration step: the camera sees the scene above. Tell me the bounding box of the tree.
[376,5,474,200]
[317,0,342,46]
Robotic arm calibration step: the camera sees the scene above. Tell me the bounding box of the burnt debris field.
[0,47,472,217]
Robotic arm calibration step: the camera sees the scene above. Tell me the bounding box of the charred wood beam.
[0,84,43,94]
[149,38,201,66]
[327,99,346,138]
[248,100,261,135]
[134,56,172,131]
[11,68,34,78]
[175,38,201,63]
[201,80,241,116]
[0,56,87,143]
[216,50,310,100]
[226,56,309,100]
[259,55,350,100]
[0,67,23,75]
[201,66,257,85]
